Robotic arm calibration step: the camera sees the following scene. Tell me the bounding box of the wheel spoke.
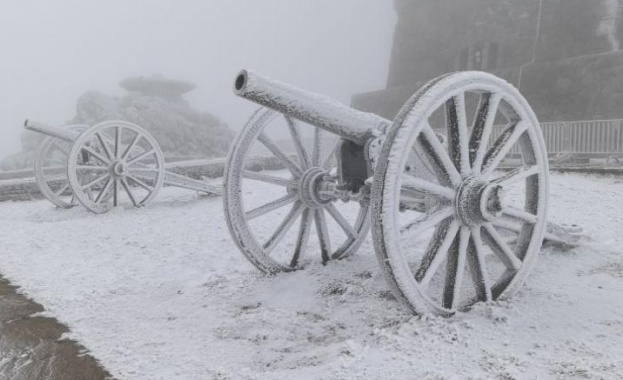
[325,203,357,239]
[121,132,142,160]
[401,206,455,244]
[467,227,493,302]
[53,141,70,156]
[442,227,469,310]
[113,179,119,207]
[120,178,139,207]
[312,128,323,166]
[258,132,303,177]
[290,207,313,268]
[263,202,304,254]
[322,143,339,171]
[127,175,155,193]
[410,145,438,177]
[503,207,538,224]
[401,176,454,200]
[245,194,297,220]
[445,92,470,176]
[286,117,311,170]
[54,182,70,197]
[127,149,156,165]
[492,218,522,234]
[491,270,518,300]
[95,132,114,161]
[482,121,528,176]
[493,165,540,187]
[315,208,332,262]
[482,223,522,271]
[470,93,502,173]
[416,220,460,289]
[81,146,110,165]
[114,126,123,159]
[94,178,113,204]
[81,173,109,190]
[418,124,462,186]
[242,170,294,187]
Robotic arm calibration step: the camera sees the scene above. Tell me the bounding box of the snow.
[0,172,622,379]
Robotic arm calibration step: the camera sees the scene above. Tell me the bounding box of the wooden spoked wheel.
[67,121,165,214]
[34,125,86,208]
[372,72,549,316]
[224,108,370,273]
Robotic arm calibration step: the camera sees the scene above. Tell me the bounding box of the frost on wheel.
[372,72,549,316]
[224,108,370,273]
[34,131,79,209]
[66,121,166,214]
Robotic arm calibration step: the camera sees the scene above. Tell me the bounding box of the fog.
[0,0,395,158]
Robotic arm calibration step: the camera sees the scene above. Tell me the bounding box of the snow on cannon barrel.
[24,119,221,214]
[226,69,582,316]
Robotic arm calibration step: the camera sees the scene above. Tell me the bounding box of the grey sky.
[0,0,395,158]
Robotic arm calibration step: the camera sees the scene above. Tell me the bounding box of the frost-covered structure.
[354,0,623,122]
[226,69,583,317]
[2,75,234,170]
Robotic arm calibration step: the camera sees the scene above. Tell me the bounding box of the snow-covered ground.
[0,173,622,379]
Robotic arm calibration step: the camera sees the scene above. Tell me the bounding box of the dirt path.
[0,277,111,380]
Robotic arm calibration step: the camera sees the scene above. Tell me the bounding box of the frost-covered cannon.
[25,120,221,214]
[225,70,581,316]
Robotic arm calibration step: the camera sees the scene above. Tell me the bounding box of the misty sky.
[0,0,396,158]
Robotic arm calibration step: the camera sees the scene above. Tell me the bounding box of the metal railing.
[489,119,623,159]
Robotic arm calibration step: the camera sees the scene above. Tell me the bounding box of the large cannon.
[25,120,222,214]
[225,70,580,316]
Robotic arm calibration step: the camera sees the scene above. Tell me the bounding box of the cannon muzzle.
[24,119,80,142]
[234,70,391,146]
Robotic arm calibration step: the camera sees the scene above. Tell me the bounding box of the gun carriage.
[225,70,564,316]
[25,120,222,214]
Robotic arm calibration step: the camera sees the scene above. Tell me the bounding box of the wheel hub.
[299,167,332,208]
[455,177,505,227]
[111,160,128,178]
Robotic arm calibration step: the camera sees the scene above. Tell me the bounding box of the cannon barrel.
[24,119,80,143]
[234,70,391,146]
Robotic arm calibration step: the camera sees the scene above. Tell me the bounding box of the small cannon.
[225,70,581,316]
[25,120,221,214]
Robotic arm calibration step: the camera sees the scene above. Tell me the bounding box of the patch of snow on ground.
[0,173,622,379]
